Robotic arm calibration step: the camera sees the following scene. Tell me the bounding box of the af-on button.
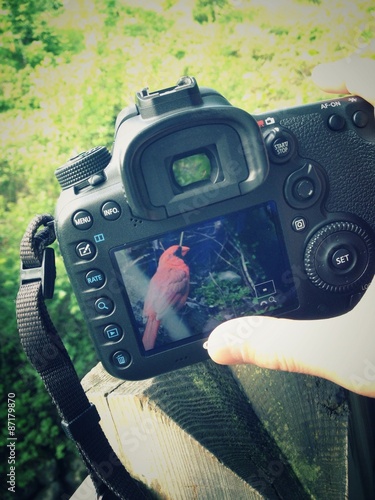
[327,114,346,131]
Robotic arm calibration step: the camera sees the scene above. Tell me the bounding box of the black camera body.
[55,77,375,380]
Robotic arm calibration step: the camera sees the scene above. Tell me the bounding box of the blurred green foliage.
[1,0,374,496]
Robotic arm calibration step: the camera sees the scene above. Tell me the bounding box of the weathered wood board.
[80,359,375,499]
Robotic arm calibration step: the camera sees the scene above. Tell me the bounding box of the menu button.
[73,210,93,230]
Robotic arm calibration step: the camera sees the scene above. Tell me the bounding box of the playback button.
[104,324,123,342]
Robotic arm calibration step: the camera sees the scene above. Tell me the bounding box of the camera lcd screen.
[112,201,298,353]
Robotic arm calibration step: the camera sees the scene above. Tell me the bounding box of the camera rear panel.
[55,82,375,380]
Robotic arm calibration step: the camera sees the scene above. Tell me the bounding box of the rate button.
[85,269,106,288]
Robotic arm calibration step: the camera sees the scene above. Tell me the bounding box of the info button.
[101,201,121,221]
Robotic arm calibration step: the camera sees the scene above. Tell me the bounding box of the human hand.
[311,56,375,107]
[206,280,375,397]
[206,56,375,398]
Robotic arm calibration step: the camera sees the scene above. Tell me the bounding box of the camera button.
[293,179,315,201]
[304,222,373,293]
[94,297,114,315]
[72,210,93,230]
[85,269,105,288]
[76,241,96,260]
[331,248,356,271]
[101,201,121,221]
[284,163,324,209]
[112,350,131,369]
[104,324,123,342]
[352,110,368,128]
[292,216,308,232]
[328,114,346,131]
[264,128,295,163]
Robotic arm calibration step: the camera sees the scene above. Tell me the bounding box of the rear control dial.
[304,221,374,293]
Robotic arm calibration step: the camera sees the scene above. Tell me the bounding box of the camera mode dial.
[304,221,374,293]
[55,146,111,190]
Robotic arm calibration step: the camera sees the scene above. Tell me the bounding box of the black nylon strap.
[16,215,152,500]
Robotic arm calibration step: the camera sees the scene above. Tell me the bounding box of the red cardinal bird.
[142,245,190,350]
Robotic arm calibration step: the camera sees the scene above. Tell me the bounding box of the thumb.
[311,57,375,107]
[206,281,375,397]
[206,315,338,376]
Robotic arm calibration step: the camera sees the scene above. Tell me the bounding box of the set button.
[331,248,356,271]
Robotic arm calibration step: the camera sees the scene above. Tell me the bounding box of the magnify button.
[268,296,277,303]
[95,297,114,315]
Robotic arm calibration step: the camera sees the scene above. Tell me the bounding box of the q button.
[94,297,114,315]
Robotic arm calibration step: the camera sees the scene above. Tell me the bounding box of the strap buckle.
[20,247,56,299]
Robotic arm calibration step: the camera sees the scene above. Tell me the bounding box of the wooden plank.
[84,363,263,499]
[83,361,311,498]
[347,393,375,498]
[230,365,349,499]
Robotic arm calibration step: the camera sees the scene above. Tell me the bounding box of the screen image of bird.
[112,201,299,353]
[142,244,190,350]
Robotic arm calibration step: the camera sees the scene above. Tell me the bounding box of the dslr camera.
[55,77,375,380]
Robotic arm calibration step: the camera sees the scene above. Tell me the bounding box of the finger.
[206,281,375,397]
[207,315,338,377]
[311,57,375,107]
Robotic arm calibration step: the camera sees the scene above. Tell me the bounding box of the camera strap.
[16,214,151,500]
